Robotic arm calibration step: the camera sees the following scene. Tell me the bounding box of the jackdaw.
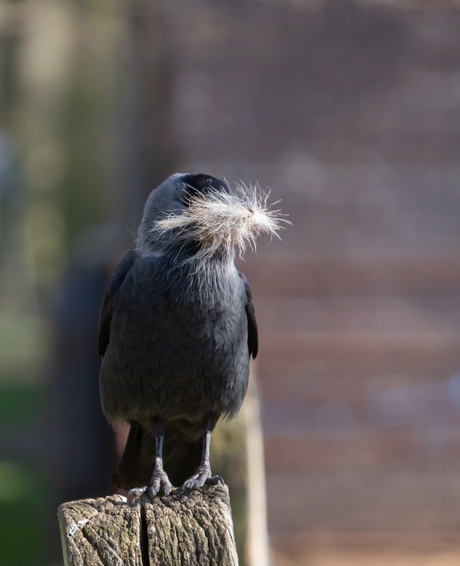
[98,173,283,499]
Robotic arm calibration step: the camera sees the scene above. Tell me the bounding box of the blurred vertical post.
[111,0,176,228]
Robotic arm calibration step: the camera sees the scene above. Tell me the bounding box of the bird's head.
[136,173,286,262]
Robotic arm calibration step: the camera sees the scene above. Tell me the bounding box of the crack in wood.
[139,502,150,566]
[58,486,238,565]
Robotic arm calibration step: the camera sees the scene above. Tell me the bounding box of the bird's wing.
[238,267,258,359]
[98,250,138,357]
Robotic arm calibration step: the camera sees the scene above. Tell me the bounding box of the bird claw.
[148,469,173,497]
[127,487,147,502]
[182,465,213,490]
[127,469,173,502]
[183,474,208,490]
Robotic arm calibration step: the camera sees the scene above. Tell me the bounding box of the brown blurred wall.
[153,1,460,564]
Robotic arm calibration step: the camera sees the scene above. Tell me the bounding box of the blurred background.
[2,0,460,564]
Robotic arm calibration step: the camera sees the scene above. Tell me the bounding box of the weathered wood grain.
[58,483,238,566]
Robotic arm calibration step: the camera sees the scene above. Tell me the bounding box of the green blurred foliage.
[0,1,128,564]
[0,470,48,566]
[0,384,49,566]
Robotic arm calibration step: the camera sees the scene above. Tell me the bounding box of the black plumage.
[98,173,280,498]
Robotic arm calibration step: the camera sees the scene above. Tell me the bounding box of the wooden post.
[58,483,238,566]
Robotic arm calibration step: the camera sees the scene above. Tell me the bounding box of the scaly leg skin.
[128,420,173,501]
[183,415,220,490]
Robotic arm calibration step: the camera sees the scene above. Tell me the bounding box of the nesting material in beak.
[154,182,289,260]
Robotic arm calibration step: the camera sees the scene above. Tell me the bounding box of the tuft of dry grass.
[153,182,290,261]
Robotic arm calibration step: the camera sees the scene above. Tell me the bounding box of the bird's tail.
[110,420,202,491]
[109,421,152,490]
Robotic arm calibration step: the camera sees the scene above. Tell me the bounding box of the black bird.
[98,173,283,499]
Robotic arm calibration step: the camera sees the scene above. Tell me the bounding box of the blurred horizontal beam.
[244,253,460,296]
[272,530,460,566]
[266,469,460,532]
[265,429,460,473]
[259,369,455,400]
[257,331,460,374]
[255,294,460,334]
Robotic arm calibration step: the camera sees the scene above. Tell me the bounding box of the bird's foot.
[127,486,148,502]
[127,468,173,502]
[183,463,214,490]
[147,467,173,497]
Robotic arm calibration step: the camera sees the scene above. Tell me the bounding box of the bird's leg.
[183,415,220,490]
[127,420,173,501]
[146,420,173,497]
[183,429,212,490]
